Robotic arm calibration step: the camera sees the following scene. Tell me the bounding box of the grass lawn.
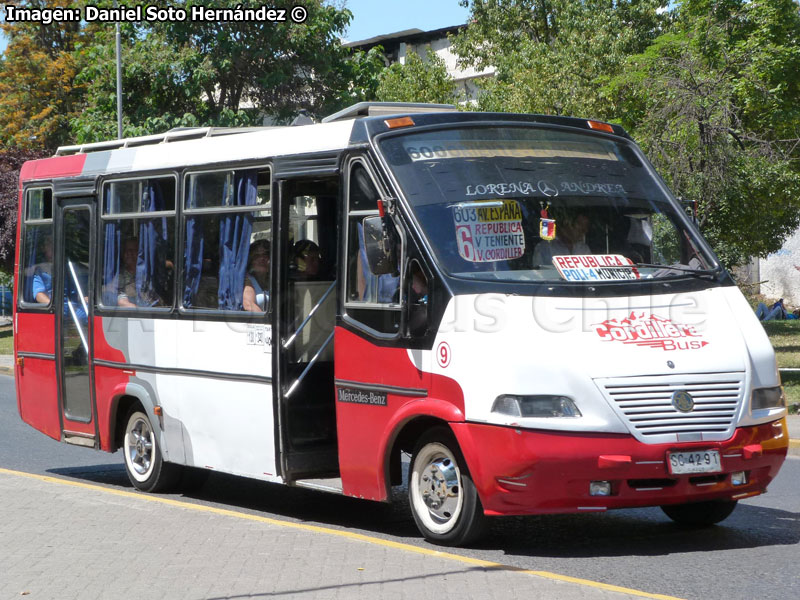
[762,320,800,412]
[0,325,12,355]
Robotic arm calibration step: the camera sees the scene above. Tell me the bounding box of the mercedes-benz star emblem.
[537,180,559,197]
[671,390,694,413]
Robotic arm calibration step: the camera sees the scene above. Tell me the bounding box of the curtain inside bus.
[183,169,257,310]
[137,181,169,306]
[102,187,120,306]
[218,171,257,310]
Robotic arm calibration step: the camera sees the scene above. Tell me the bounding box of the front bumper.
[451,418,788,516]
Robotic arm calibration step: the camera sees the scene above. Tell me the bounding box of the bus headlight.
[492,395,582,418]
[751,386,786,410]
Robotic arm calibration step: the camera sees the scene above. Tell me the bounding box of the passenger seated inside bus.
[117,238,162,307]
[31,235,54,304]
[290,240,321,280]
[243,239,270,312]
[532,212,591,265]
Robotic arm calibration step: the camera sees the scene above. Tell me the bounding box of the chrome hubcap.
[127,418,153,476]
[421,457,460,523]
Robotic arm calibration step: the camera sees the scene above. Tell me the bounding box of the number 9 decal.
[436,342,452,368]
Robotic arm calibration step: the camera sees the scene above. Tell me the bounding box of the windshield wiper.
[634,263,721,278]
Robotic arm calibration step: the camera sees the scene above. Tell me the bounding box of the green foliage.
[606,0,800,268]
[149,0,384,124]
[376,50,459,104]
[2,0,799,272]
[0,0,91,150]
[453,0,668,117]
[701,154,800,268]
[71,24,216,142]
[454,0,800,268]
[1,0,386,147]
[0,147,50,272]
[323,46,386,115]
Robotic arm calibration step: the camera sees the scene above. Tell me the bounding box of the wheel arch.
[109,383,163,454]
[385,415,450,490]
[381,397,466,498]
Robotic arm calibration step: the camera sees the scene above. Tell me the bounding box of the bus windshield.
[379,126,717,283]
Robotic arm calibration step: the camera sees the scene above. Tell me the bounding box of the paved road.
[1,374,798,600]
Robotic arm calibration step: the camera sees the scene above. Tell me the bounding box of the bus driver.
[243,239,270,312]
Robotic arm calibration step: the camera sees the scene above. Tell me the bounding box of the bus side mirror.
[362,216,397,275]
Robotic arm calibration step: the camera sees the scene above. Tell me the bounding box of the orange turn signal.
[385,116,415,129]
[587,120,615,134]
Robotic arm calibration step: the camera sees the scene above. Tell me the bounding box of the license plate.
[667,450,722,475]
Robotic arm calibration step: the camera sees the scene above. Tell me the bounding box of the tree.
[0,148,49,274]
[137,0,384,126]
[607,0,800,267]
[1,1,386,147]
[71,24,218,142]
[0,0,91,150]
[453,0,800,267]
[452,0,668,117]
[376,49,460,104]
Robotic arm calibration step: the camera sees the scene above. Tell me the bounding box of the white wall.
[760,229,800,305]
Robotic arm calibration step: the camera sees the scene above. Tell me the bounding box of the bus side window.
[344,161,401,335]
[20,188,54,306]
[182,167,271,312]
[100,178,176,309]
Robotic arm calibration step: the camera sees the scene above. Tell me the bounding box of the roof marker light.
[385,116,415,129]
[587,120,615,134]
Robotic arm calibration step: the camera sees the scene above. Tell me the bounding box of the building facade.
[346,25,494,102]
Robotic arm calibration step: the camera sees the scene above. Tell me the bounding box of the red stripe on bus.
[20,154,87,181]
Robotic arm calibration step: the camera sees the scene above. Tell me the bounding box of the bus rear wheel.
[123,409,179,492]
[408,428,487,546]
[661,500,738,526]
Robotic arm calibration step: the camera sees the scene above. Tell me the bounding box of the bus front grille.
[596,372,744,444]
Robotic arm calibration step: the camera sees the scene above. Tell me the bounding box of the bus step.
[293,477,343,494]
[63,433,96,448]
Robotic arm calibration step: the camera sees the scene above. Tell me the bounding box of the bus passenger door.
[56,198,97,447]
[274,177,340,482]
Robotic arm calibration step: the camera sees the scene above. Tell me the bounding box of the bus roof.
[22,104,628,183]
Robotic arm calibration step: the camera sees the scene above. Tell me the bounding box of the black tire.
[661,500,738,526]
[122,409,180,492]
[408,427,487,546]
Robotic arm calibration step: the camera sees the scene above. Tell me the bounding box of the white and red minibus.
[13,103,789,545]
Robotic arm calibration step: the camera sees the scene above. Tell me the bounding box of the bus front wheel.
[123,409,178,492]
[408,428,487,546]
[661,500,738,526]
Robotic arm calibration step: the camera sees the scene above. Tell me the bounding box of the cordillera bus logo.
[592,312,708,351]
